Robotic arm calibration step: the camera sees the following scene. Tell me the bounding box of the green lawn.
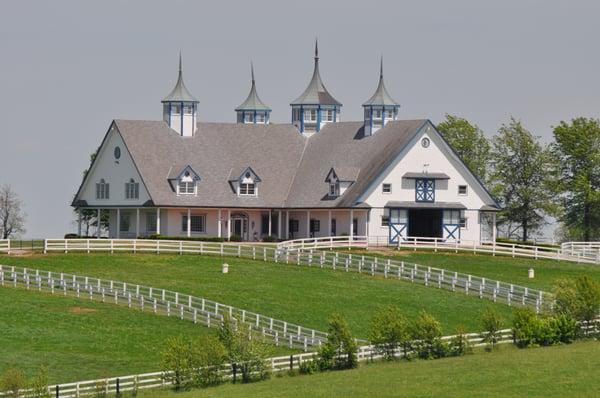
[348,249,600,292]
[141,341,600,398]
[0,286,224,383]
[0,253,514,336]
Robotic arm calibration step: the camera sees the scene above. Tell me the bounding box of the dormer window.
[240,183,256,196]
[229,167,261,197]
[168,166,201,196]
[325,167,359,198]
[329,182,339,197]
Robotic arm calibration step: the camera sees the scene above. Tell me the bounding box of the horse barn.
[72,44,499,244]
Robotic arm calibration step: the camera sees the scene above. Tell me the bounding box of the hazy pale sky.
[1,0,599,238]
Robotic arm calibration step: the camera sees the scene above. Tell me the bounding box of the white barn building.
[72,45,499,244]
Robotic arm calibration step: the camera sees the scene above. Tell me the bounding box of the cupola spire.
[362,55,400,136]
[290,39,342,136]
[235,62,271,124]
[161,53,199,137]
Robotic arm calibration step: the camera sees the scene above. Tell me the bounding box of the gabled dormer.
[168,165,201,196]
[325,167,359,198]
[229,167,261,197]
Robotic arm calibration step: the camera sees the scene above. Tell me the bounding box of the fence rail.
[1,328,518,398]
[561,241,600,263]
[0,265,329,351]
[0,240,9,254]
[41,239,548,312]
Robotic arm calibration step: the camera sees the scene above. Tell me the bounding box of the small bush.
[317,314,358,370]
[64,233,79,239]
[298,359,320,375]
[160,336,195,390]
[228,235,243,242]
[192,336,226,388]
[449,326,471,357]
[480,308,504,351]
[262,235,279,243]
[29,366,51,398]
[412,311,447,359]
[369,306,411,360]
[1,368,27,398]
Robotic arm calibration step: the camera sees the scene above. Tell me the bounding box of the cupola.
[161,54,199,137]
[290,40,342,136]
[235,63,271,124]
[362,57,399,136]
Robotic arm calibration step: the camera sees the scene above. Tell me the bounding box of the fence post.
[55,384,59,398]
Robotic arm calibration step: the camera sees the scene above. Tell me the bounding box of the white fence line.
[41,239,548,312]
[0,265,330,351]
[0,239,9,254]
[1,328,518,398]
[281,235,599,265]
[561,241,600,263]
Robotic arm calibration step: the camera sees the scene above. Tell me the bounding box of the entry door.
[233,219,243,237]
[388,209,408,244]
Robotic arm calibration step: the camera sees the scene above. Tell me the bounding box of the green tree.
[218,316,271,383]
[412,311,446,359]
[0,368,27,398]
[192,335,227,387]
[437,114,491,183]
[318,314,358,370]
[552,117,600,241]
[480,308,503,351]
[369,306,412,360]
[160,336,195,390]
[490,118,557,241]
[29,366,51,398]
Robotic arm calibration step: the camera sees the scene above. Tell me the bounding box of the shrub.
[160,336,195,390]
[449,326,471,357]
[317,314,358,370]
[29,366,51,398]
[298,359,320,375]
[228,235,243,242]
[480,308,504,351]
[412,311,447,359]
[192,336,226,387]
[553,314,578,344]
[553,276,600,336]
[513,307,538,348]
[262,235,279,242]
[146,234,225,242]
[369,306,411,360]
[219,316,272,383]
[64,233,79,239]
[1,368,27,398]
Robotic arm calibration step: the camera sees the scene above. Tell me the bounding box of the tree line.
[437,115,600,242]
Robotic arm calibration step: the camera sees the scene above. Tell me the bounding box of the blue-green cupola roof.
[162,54,198,137]
[291,40,341,135]
[363,57,399,136]
[235,63,271,125]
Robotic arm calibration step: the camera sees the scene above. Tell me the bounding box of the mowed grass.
[0,286,217,384]
[347,249,600,292]
[0,253,514,336]
[141,341,600,398]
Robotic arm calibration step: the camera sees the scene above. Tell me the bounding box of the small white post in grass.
[528,268,535,279]
[222,263,229,274]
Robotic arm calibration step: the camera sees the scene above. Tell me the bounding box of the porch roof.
[385,201,466,209]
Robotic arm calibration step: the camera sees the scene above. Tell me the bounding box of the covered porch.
[76,207,370,241]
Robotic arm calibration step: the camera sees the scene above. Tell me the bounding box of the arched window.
[125,178,139,199]
[96,179,110,200]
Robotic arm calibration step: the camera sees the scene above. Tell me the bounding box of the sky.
[1,0,599,238]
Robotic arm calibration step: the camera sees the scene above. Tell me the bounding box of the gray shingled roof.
[162,55,199,103]
[111,119,428,209]
[402,172,450,180]
[235,65,271,111]
[290,42,342,106]
[362,59,399,107]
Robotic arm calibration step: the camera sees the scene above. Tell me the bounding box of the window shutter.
[105,184,109,199]
[96,184,100,199]
[135,183,139,199]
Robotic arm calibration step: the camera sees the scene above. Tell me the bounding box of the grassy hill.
[0,287,223,383]
[141,341,600,398]
[0,253,515,336]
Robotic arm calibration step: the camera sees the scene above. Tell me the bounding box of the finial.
[250,61,255,84]
[314,38,319,60]
[179,51,182,73]
[380,54,383,78]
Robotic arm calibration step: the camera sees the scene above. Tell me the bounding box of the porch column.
[306,210,311,238]
[227,210,231,240]
[349,209,354,240]
[492,212,497,242]
[187,208,191,237]
[328,210,332,237]
[96,209,101,238]
[136,208,140,238]
[77,209,82,237]
[156,208,161,235]
[365,210,369,238]
[268,210,272,237]
[278,210,282,239]
[217,209,222,238]
[285,210,289,239]
[116,208,121,239]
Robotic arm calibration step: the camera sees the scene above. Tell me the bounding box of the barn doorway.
[408,209,442,238]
